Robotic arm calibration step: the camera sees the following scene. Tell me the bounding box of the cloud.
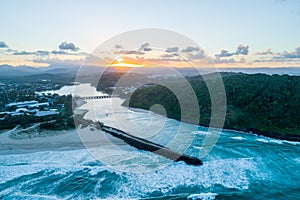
[114,50,145,55]
[51,50,87,56]
[139,43,151,51]
[239,57,246,63]
[13,51,35,55]
[0,41,8,48]
[113,43,151,54]
[13,50,50,56]
[215,44,249,58]
[158,58,181,62]
[236,44,249,55]
[12,49,84,57]
[51,50,68,55]
[253,58,297,63]
[166,47,179,53]
[214,57,246,64]
[36,50,50,56]
[254,46,300,62]
[181,46,200,52]
[214,58,237,64]
[114,44,123,49]
[143,47,152,51]
[59,42,79,51]
[279,46,300,58]
[161,53,179,58]
[189,53,205,60]
[189,49,206,60]
[31,57,84,65]
[11,50,50,56]
[253,46,300,62]
[253,59,274,63]
[177,47,206,60]
[113,43,151,53]
[215,50,234,58]
[0,48,15,56]
[255,48,273,55]
[147,57,181,62]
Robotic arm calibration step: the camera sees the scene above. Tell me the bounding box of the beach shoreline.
[0,126,128,155]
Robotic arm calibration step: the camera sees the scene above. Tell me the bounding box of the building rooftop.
[6,100,38,108]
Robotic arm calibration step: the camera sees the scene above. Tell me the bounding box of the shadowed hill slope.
[124,73,300,140]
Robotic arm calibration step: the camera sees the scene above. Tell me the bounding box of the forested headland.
[125,73,300,141]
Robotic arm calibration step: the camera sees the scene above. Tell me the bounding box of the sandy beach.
[0,126,129,155]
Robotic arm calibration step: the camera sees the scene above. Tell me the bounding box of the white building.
[6,100,38,108]
[35,110,59,117]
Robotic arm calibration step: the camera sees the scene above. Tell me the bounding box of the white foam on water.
[294,158,300,164]
[7,193,61,200]
[256,138,270,143]
[188,192,218,200]
[0,146,271,199]
[2,149,95,166]
[0,149,98,184]
[284,140,300,145]
[269,139,284,145]
[256,137,284,145]
[230,136,246,141]
[193,146,203,150]
[0,165,49,184]
[117,157,268,198]
[192,130,208,135]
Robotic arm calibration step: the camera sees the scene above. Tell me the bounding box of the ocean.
[1,84,299,199]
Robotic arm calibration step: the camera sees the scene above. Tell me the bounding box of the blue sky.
[0,0,300,67]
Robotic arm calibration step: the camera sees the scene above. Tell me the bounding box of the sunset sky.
[1,0,300,68]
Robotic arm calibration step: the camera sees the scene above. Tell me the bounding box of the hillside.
[124,73,300,141]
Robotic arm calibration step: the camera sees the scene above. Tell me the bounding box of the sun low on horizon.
[108,57,144,68]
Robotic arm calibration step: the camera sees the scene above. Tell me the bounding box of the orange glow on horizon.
[108,57,144,68]
[109,62,143,68]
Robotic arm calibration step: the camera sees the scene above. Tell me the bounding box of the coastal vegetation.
[125,73,300,141]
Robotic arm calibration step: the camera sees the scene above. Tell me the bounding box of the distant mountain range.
[0,64,299,80]
[0,64,105,81]
[0,64,80,78]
